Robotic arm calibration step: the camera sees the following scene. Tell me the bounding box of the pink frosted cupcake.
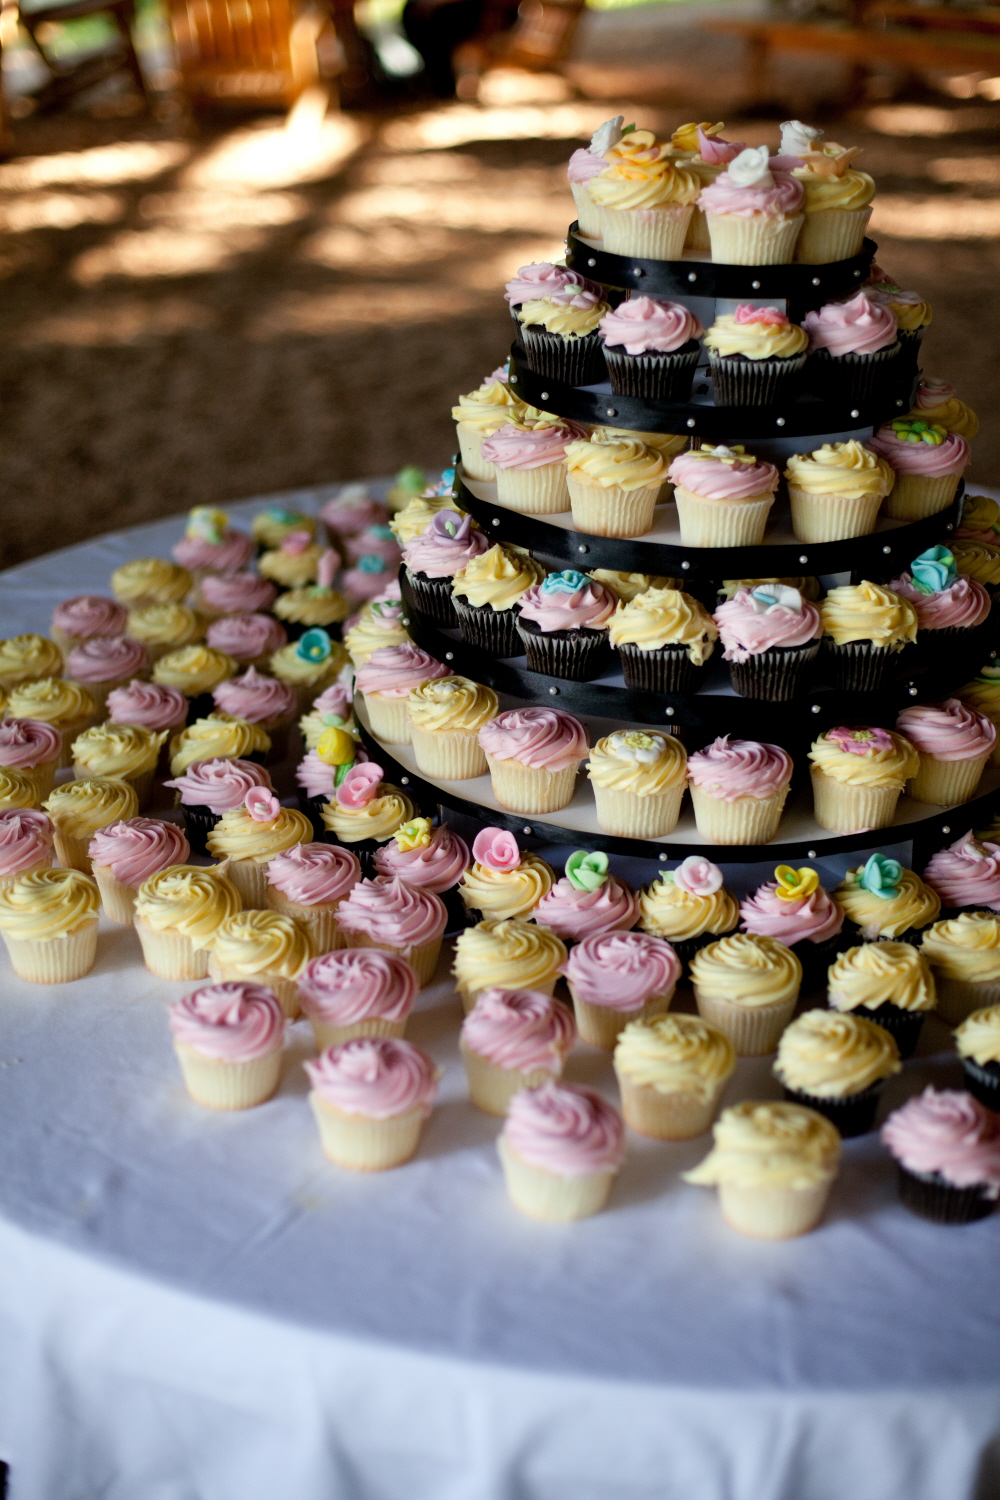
[172,508,254,579]
[334,876,448,985]
[533,849,638,946]
[881,1086,1000,1223]
[599,297,702,400]
[498,1080,625,1221]
[888,546,990,667]
[66,635,149,712]
[461,988,576,1115]
[698,146,804,265]
[50,595,127,654]
[514,570,616,681]
[342,554,394,603]
[212,666,297,762]
[668,445,780,548]
[0,808,54,892]
[320,487,389,544]
[206,612,287,670]
[300,682,353,750]
[481,421,585,518]
[88,816,190,924]
[106,679,188,735]
[305,1036,439,1171]
[687,736,793,845]
[870,419,971,521]
[740,865,845,986]
[0,718,63,801]
[561,928,681,1049]
[924,832,1000,915]
[355,643,452,745]
[713,584,821,701]
[374,817,470,895]
[478,706,588,815]
[504,260,602,317]
[895,699,996,806]
[802,293,899,403]
[198,572,277,620]
[265,841,360,953]
[345,525,401,569]
[402,511,489,626]
[163,755,272,854]
[298,948,418,1048]
[566,119,623,236]
[169,981,285,1110]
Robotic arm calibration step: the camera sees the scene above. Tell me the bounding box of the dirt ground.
[2,18,999,569]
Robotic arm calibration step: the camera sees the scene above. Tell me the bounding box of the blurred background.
[0,0,998,569]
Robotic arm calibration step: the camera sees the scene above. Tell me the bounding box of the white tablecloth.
[1,490,999,1500]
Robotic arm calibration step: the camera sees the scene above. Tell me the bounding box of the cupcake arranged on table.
[168,712,271,778]
[407,676,498,780]
[0,634,64,692]
[775,1009,899,1139]
[212,666,298,763]
[818,580,917,694]
[305,1036,440,1172]
[402,511,488,625]
[0,809,54,893]
[608,586,717,693]
[514,571,616,682]
[258,531,328,592]
[481,420,584,518]
[497,1080,625,1222]
[320,762,415,862]
[71,722,166,811]
[639,856,739,969]
[614,1011,735,1140]
[697,145,804,265]
[265,842,361,954]
[344,597,410,666]
[588,730,688,838]
[919,912,1000,1025]
[792,143,875,263]
[589,132,700,260]
[269,629,347,716]
[833,853,940,944]
[563,435,667,540]
[374,817,470,914]
[198,572,277,621]
[887,546,990,667]
[684,1100,841,1240]
[924,832,1000,915]
[713,583,821,701]
[0,719,62,801]
[668,444,779,549]
[106,679,188,741]
[827,940,936,1057]
[896,699,995,806]
[110,558,191,611]
[205,613,288,672]
[951,540,1000,600]
[532,849,638,945]
[809,726,918,834]
[881,1088,1000,1223]
[4,678,98,768]
[133,864,242,981]
[687,736,792,846]
[451,544,545,657]
[740,864,845,987]
[44,776,139,872]
[599,297,702,400]
[50,595,127,655]
[153,644,235,722]
[355,643,452,746]
[565,115,624,236]
[690,932,802,1056]
[954,1004,1000,1110]
[164,756,273,855]
[863,277,932,368]
[802,293,899,403]
[562,928,680,1050]
[205,786,312,908]
[169,982,285,1112]
[272,552,349,643]
[703,304,807,407]
[334,876,447,987]
[870,419,971,522]
[0,768,38,814]
[126,603,204,664]
[66,635,150,715]
[208,908,314,1019]
[784,440,894,545]
[171,507,254,582]
[458,827,554,923]
[298,948,418,1049]
[0,866,100,984]
[453,917,566,1012]
[296,724,359,836]
[479,706,589,815]
[451,379,526,481]
[908,376,979,441]
[321,486,389,546]
[460,988,576,1115]
[88,817,189,924]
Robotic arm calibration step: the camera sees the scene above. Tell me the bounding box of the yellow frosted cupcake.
[451,544,544,657]
[951,540,1000,595]
[588,569,678,602]
[133,863,242,980]
[690,933,802,1056]
[774,1009,900,1138]
[0,635,64,692]
[153,644,236,710]
[516,289,609,387]
[458,827,554,920]
[793,147,875,263]
[563,437,667,539]
[784,441,894,545]
[5,678,99,768]
[205,787,312,908]
[71,723,167,811]
[344,598,410,667]
[452,379,526,481]
[955,666,1000,767]
[909,377,979,441]
[251,504,316,552]
[589,426,687,464]
[111,558,191,610]
[808,727,918,834]
[833,854,940,942]
[168,712,271,778]
[269,629,348,715]
[608,587,717,694]
[320,762,414,849]
[0,866,100,983]
[0,768,41,814]
[44,776,139,872]
[639,857,739,966]
[954,1003,1000,1109]
[613,1012,736,1140]
[588,730,687,838]
[259,538,326,590]
[406,676,498,780]
[819,581,917,695]
[452,917,566,1013]
[390,493,467,546]
[126,604,204,663]
[589,138,700,259]
[208,908,314,1018]
[273,580,350,637]
[684,1101,841,1239]
[919,913,1000,1025]
[703,306,808,408]
[827,940,936,1057]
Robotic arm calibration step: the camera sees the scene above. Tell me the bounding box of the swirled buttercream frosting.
[298,949,417,1025]
[305,1036,439,1119]
[88,817,189,887]
[169,981,284,1061]
[461,989,575,1072]
[614,1012,735,1099]
[775,1009,900,1098]
[827,941,936,1013]
[562,929,681,1009]
[684,1101,840,1189]
[501,1081,625,1176]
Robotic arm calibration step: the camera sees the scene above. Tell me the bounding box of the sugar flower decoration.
[296,628,333,664]
[774,865,819,902]
[565,849,609,892]
[910,545,957,595]
[245,788,281,823]
[827,726,893,755]
[672,856,723,897]
[858,852,903,900]
[394,817,432,852]
[472,827,521,873]
[316,726,356,767]
[336,762,384,809]
[186,506,228,543]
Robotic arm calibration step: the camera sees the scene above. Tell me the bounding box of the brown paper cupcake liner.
[820,638,896,694]
[515,618,612,681]
[961,1057,1000,1112]
[807,341,901,404]
[519,325,606,386]
[726,642,820,702]
[708,351,808,408]
[405,568,458,628]
[452,596,522,657]
[616,640,709,694]
[853,1000,925,1059]
[896,1165,995,1223]
[782,1080,883,1138]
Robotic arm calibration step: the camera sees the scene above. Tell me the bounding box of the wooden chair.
[452,0,585,98]
[165,0,340,108]
[4,0,149,114]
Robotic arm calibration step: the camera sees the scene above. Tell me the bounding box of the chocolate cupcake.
[703,304,808,407]
[713,583,821,701]
[882,1088,999,1223]
[451,544,545,658]
[515,571,616,681]
[775,1010,900,1138]
[802,292,900,404]
[163,757,274,854]
[599,297,702,401]
[954,1005,1000,1112]
[516,286,609,386]
[819,580,917,694]
[402,511,489,628]
[607,585,717,693]
[827,941,937,1059]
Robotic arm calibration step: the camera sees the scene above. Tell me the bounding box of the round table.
[1,488,999,1500]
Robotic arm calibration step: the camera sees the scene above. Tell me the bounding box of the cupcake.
[565,116,624,236]
[792,146,875,263]
[50,595,127,655]
[480,706,588,816]
[827,941,936,1057]
[667,445,780,549]
[698,146,804,265]
[391,491,461,547]
[775,1009,899,1138]
[589,569,678,602]
[896,699,995,806]
[870,419,971,522]
[164,756,273,855]
[66,635,150,714]
[599,297,702,400]
[251,505,316,554]
[0,809,53,893]
[497,1080,625,1222]
[5,678,99,768]
[957,495,1000,550]
[562,928,680,1049]
[154,644,236,722]
[481,422,583,518]
[954,1004,1000,1111]
[205,786,312,908]
[0,768,38,814]
[334,876,448,986]
[809,726,918,833]
[690,933,802,1055]
[88,816,189,925]
[406,676,498,780]
[169,981,285,1111]
[271,556,348,642]
[451,544,545,657]
[402,511,489,626]
[881,1088,1000,1223]
[0,718,62,801]
[713,584,821,701]
[198,572,277,620]
[614,1012,735,1140]
[909,377,979,441]
[461,988,575,1115]
[355,643,452,745]
[0,866,100,983]
[299,683,354,751]
[588,730,688,838]
[451,379,526,481]
[672,121,745,249]
[533,849,637,944]
[295,723,355,837]
[269,629,347,715]
[639,856,739,968]
[687,736,792,846]
[320,762,415,860]
[71,722,167,811]
[784,441,894,545]
[44,775,139,872]
[208,908,314,1018]
[919,913,1000,1025]
[212,666,297,762]
[952,540,1000,600]
[386,466,428,512]
[514,571,615,681]
[684,1101,840,1239]
[458,827,554,923]
[589,133,700,259]
[608,586,717,693]
[818,580,917,694]
[453,917,566,1012]
[344,598,410,666]
[833,853,940,944]
[0,634,64,691]
[168,713,271,778]
[171,507,254,580]
[887,546,990,667]
[925,832,1000,915]
[740,865,845,987]
[265,841,361,953]
[306,1036,439,1172]
[802,293,899,403]
[110,558,190,610]
[320,487,388,544]
[863,280,932,370]
[703,304,807,407]
[258,532,328,591]
[106,679,188,738]
[373,818,470,921]
[563,436,667,540]
[126,604,204,664]
[298,948,417,1049]
[133,864,242,981]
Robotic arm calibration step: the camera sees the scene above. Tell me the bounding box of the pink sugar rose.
[337,761,384,809]
[673,856,723,897]
[472,827,521,873]
[245,788,282,822]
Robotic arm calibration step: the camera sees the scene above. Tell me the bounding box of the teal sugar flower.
[296,627,332,664]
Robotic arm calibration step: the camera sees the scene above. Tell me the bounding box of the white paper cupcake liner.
[570,180,602,239]
[362,691,411,745]
[717,1179,832,1239]
[794,205,872,265]
[486,754,580,814]
[599,203,693,260]
[571,989,674,1051]
[135,917,212,980]
[311,1015,408,1050]
[908,752,988,807]
[461,1043,558,1116]
[673,485,775,548]
[693,990,797,1056]
[706,212,803,266]
[496,462,570,516]
[882,472,961,521]
[174,1041,283,1110]
[455,422,496,481]
[689,784,788,845]
[567,476,663,538]
[615,1073,727,1140]
[3,921,98,983]
[591,782,685,838]
[498,1136,616,1221]
[809,768,901,833]
[788,486,883,544]
[409,723,488,780]
[310,1095,426,1171]
[92,863,138,925]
